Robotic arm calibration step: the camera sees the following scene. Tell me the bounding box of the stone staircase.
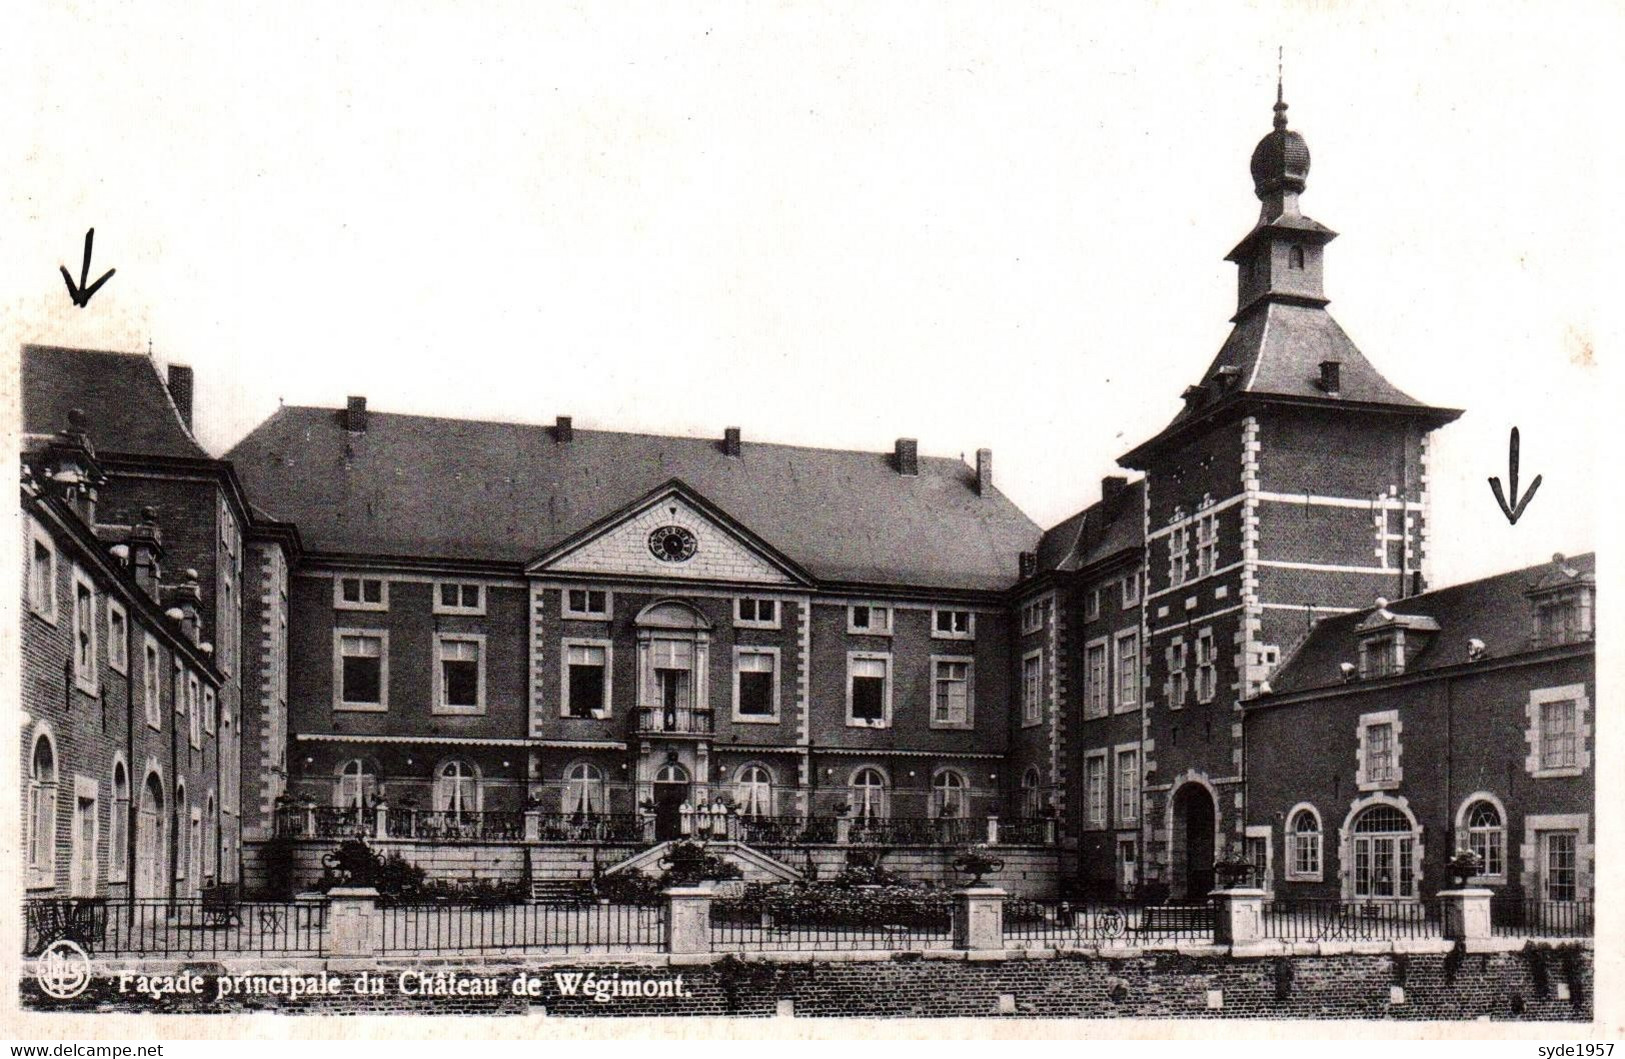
[601,840,802,883]
[528,877,595,904]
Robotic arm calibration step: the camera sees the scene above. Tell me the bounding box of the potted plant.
[952,845,1005,887]
[1213,854,1255,889]
[1447,850,1483,887]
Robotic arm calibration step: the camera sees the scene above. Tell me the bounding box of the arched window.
[932,769,967,819]
[735,765,773,817]
[137,773,165,899]
[563,762,605,815]
[654,762,690,785]
[1461,799,1506,879]
[1352,803,1418,899]
[850,767,887,820]
[111,759,130,882]
[174,782,188,884]
[1287,806,1322,880]
[335,759,377,810]
[28,732,59,886]
[1020,766,1042,818]
[204,794,217,882]
[434,760,480,817]
[1288,245,1305,270]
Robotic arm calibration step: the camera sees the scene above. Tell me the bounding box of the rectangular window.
[336,631,387,709]
[735,648,778,720]
[1021,650,1045,726]
[72,570,98,693]
[1084,753,1107,829]
[932,609,974,639]
[1544,832,1578,902]
[143,638,162,729]
[1020,598,1051,635]
[1169,525,1188,587]
[1121,572,1140,608]
[931,657,973,727]
[848,653,890,726]
[1085,590,1101,621]
[203,687,216,735]
[1084,640,1109,719]
[848,604,892,635]
[1115,631,1140,710]
[563,588,610,619]
[1540,700,1578,770]
[734,597,780,629]
[1194,628,1217,703]
[187,674,201,748]
[1361,634,1400,678]
[434,581,485,615]
[29,528,58,621]
[435,635,485,713]
[107,600,128,673]
[1196,512,1218,579]
[563,642,610,718]
[1115,747,1139,824]
[1366,723,1395,784]
[335,576,387,611]
[1166,638,1189,708]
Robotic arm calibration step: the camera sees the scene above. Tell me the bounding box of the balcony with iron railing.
[633,706,714,736]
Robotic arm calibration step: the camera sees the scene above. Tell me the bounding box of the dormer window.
[1359,633,1401,678]
[1531,588,1593,648]
[1354,601,1439,680]
[1288,245,1305,270]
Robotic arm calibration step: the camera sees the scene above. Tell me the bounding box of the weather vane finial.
[1273,46,1289,130]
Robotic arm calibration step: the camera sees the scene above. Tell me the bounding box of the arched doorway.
[136,773,165,899]
[1171,783,1216,899]
[653,762,691,841]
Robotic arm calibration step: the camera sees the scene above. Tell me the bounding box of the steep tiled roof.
[22,345,208,459]
[227,406,1042,591]
[1034,479,1144,576]
[1266,553,1595,695]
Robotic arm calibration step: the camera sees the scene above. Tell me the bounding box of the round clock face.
[648,525,698,563]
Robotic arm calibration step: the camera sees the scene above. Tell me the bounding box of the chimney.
[130,506,164,602]
[1019,551,1037,580]
[1101,475,1128,506]
[894,438,918,477]
[167,365,195,430]
[974,449,993,496]
[46,409,104,525]
[724,426,742,458]
[1318,360,1341,395]
[345,396,368,432]
[164,568,202,644]
[554,415,573,443]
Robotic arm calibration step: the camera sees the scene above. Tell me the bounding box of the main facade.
[18,93,1595,907]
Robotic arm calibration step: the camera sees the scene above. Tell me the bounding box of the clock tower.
[1118,89,1462,898]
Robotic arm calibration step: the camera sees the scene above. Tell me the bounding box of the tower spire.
[1274,47,1288,130]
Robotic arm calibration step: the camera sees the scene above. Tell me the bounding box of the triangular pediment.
[527,480,809,585]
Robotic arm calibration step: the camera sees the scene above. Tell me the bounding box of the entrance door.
[1116,837,1139,898]
[653,763,690,842]
[71,794,97,897]
[1541,831,1578,902]
[136,776,163,899]
[1173,785,1215,899]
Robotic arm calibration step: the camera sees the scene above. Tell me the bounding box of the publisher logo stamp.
[35,939,92,1000]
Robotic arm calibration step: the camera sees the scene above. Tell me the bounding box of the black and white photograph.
[4,0,1617,1044]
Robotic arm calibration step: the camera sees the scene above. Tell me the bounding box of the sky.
[7,2,1619,590]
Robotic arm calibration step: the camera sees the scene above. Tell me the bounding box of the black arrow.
[59,228,116,308]
[1489,426,1542,525]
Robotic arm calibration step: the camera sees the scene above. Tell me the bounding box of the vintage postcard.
[4,0,1618,1044]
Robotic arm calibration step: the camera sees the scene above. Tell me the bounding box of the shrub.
[719,881,955,930]
[595,871,666,906]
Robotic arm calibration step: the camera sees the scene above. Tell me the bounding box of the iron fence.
[24,898,325,957]
[1491,897,1593,938]
[1262,898,1443,941]
[996,817,1053,845]
[846,816,978,846]
[383,810,527,842]
[377,901,665,954]
[1001,898,1145,945]
[533,813,646,843]
[708,895,955,952]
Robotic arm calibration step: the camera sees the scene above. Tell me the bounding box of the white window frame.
[27,521,59,624]
[1342,797,1422,901]
[174,783,188,882]
[1020,597,1051,635]
[732,645,781,723]
[733,597,781,630]
[1114,743,1140,825]
[142,636,162,730]
[735,764,775,817]
[1355,709,1403,791]
[1196,511,1219,580]
[1083,637,1109,720]
[562,761,606,815]
[433,759,482,815]
[562,587,612,620]
[846,651,892,728]
[333,628,390,712]
[929,654,975,729]
[849,766,890,820]
[71,566,99,695]
[433,581,486,616]
[1083,750,1108,830]
[1454,792,1509,885]
[847,603,893,636]
[561,638,613,719]
[433,632,487,715]
[1114,629,1140,712]
[1285,802,1324,882]
[333,575,389,612]
[1194,627,1217,704]
[931,608,975,640]
[1525,684,1590,779]
[27,727,59,890]
[930,768,969,819]
[1021,648,1044,727]
[1245,824,1274,895]
[187,674,201,749]
[1121,571,1140,608]
[109,756,130,884]
[1358,633,1402,679]
[203,686,216,735]
[106,599,129,674]
[70,774,100,898]
[1522,813,1592,903]
[1085,589,1101,622]
[1169,525,1188,588]
[1166,635,1189,709]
